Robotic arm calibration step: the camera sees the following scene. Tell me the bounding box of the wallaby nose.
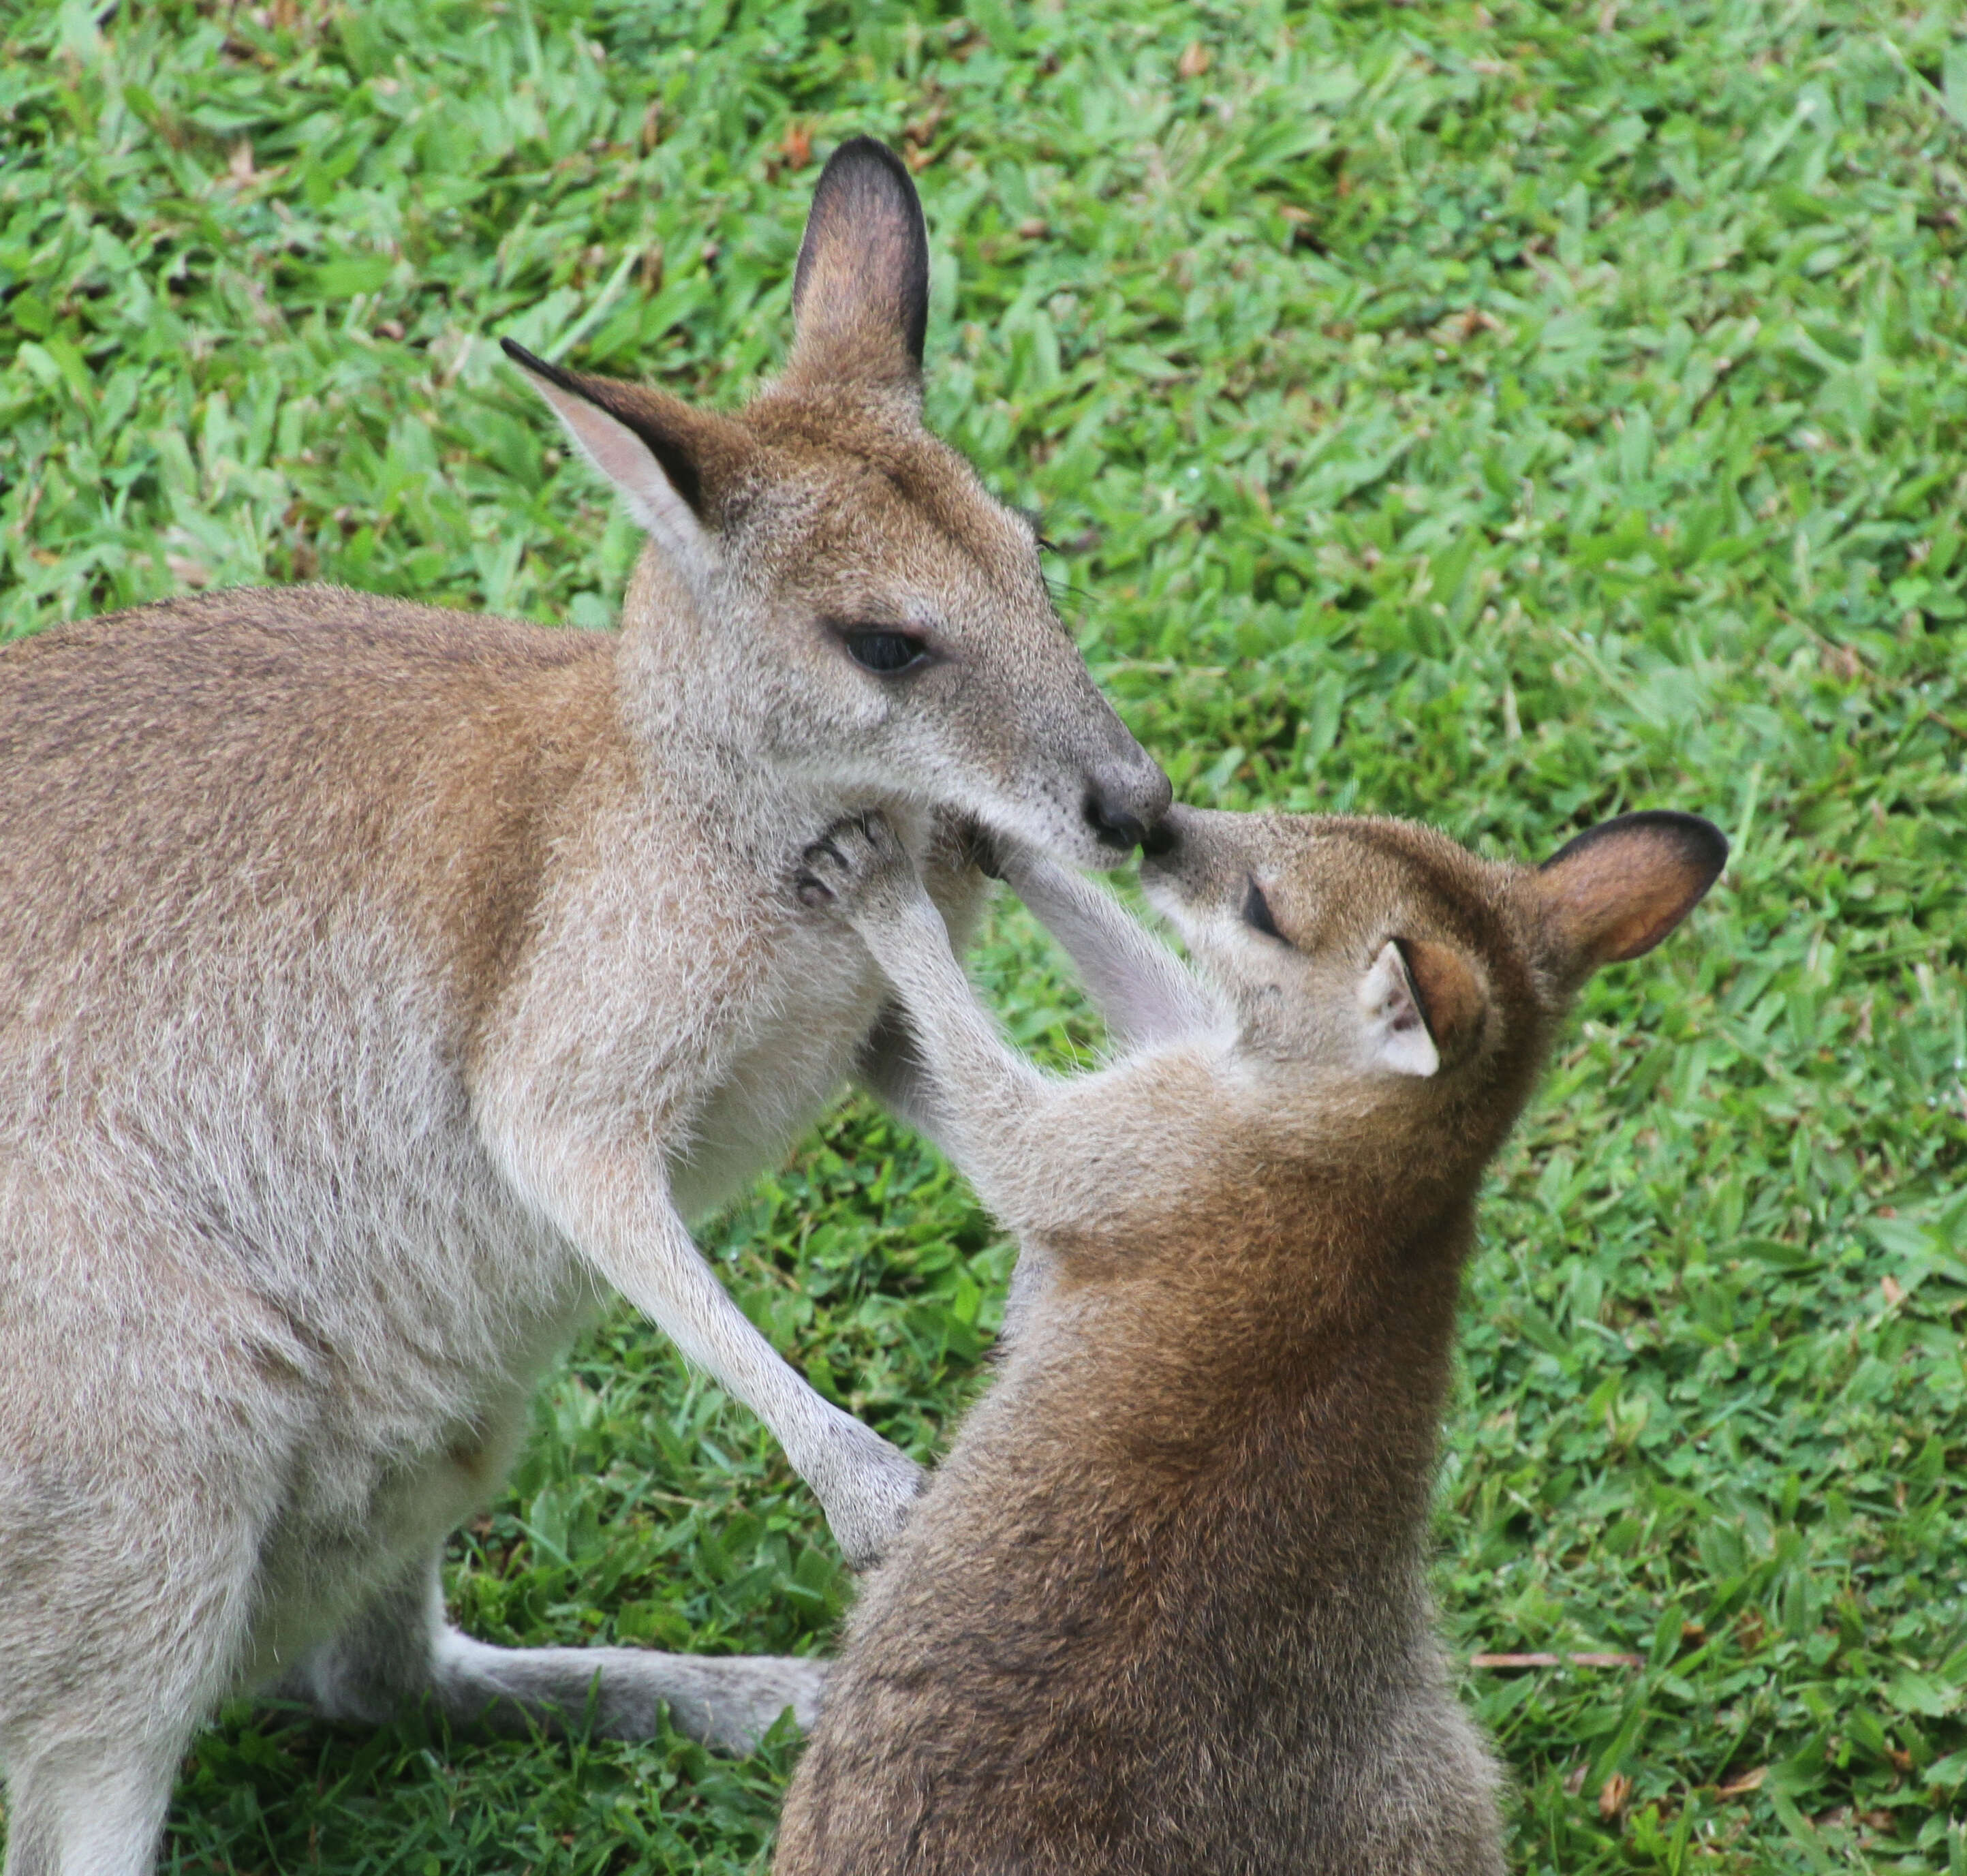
[1083,757,1173,853]
[1085,760,1173,852]
[1139,802,1196,868]
[1085,791,1149,853]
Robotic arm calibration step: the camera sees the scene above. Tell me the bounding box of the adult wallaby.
[775,802,1725,1875]
[0,138,1168,1876]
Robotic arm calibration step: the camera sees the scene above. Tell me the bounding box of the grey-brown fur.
[775,803,1726,1875]
[0,138,1167,1876]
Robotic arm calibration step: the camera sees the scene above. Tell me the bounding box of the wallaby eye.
[842,629,931,675]
[1243,877,1288,944]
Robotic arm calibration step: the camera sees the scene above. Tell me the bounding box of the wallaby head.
[501,137,1167,866]
[1141,803,1727,1148]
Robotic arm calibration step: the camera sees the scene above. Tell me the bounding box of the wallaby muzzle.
[1085,760,1173,852]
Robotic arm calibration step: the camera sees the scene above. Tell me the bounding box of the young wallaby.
[775,801,1726,1875]
[0,139,1168,1876]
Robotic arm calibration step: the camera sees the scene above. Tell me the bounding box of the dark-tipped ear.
[1536,810,1728,977]
[1395,938,1486,1063]
[786,136,930,395]
[501,339,744,579]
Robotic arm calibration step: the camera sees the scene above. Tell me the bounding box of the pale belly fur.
[0,894,890,1690]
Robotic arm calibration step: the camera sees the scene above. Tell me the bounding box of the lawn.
[3,0,1966,1869]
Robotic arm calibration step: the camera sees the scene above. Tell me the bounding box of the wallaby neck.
[614,553,762,756]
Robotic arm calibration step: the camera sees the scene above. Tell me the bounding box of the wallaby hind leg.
[1,1732,188,1876]
[285,1551,825,1753]
[0,1520,259,1876]
[0,1275,277,1876]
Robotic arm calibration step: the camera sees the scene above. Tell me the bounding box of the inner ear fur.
[1536,810,1729,974]
[499,339,751,526]
[786,136,931,395]
[1395,937,1485,1060]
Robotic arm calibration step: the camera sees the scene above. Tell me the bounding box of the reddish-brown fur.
[775,805,1726,1875]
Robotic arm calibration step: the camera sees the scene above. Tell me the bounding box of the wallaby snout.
[1136,800,1237,897]
[1083,752,1173,853]
[1139,814,1180,860]
[1085,793,1148,852]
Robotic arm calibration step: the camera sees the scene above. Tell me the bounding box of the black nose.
[1085,790,1148,852]
[1140,818,1178,859]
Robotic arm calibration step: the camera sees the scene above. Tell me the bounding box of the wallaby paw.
[793,810,918,921]
[992,840,1055,896]
[820,1419,929,1571]
[919,806,1002,883]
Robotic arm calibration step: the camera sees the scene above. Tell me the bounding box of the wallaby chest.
[0,599,943,1618]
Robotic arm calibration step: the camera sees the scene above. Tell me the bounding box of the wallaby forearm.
[480,1107,923,1567]
[848,893,1051,1198]
[1003,851,1218,1050]
[814,826,1204,1245]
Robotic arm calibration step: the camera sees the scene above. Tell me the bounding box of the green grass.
[4,0,1966,1867]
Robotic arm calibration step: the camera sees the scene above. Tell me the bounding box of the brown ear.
[1536,810,1728,977]
[1395,938,1485,1060]
[785,137,930,394]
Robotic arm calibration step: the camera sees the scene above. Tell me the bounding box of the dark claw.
[802,837,844,868]
[794,872,833,906]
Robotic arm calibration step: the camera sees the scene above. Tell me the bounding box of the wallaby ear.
[785,136,930,395]
[1357,940,1440,1078]
[1397,937,1486,1063]
[501,340,741,581]
[1536,810,1729,978]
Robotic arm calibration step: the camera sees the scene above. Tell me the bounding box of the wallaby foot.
[799,1406,926,1570]
[0,1734,185,1876]
[279,1552,825,1753]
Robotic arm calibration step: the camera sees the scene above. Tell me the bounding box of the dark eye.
[843,630,931,675]
[1243,877,1287,943]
